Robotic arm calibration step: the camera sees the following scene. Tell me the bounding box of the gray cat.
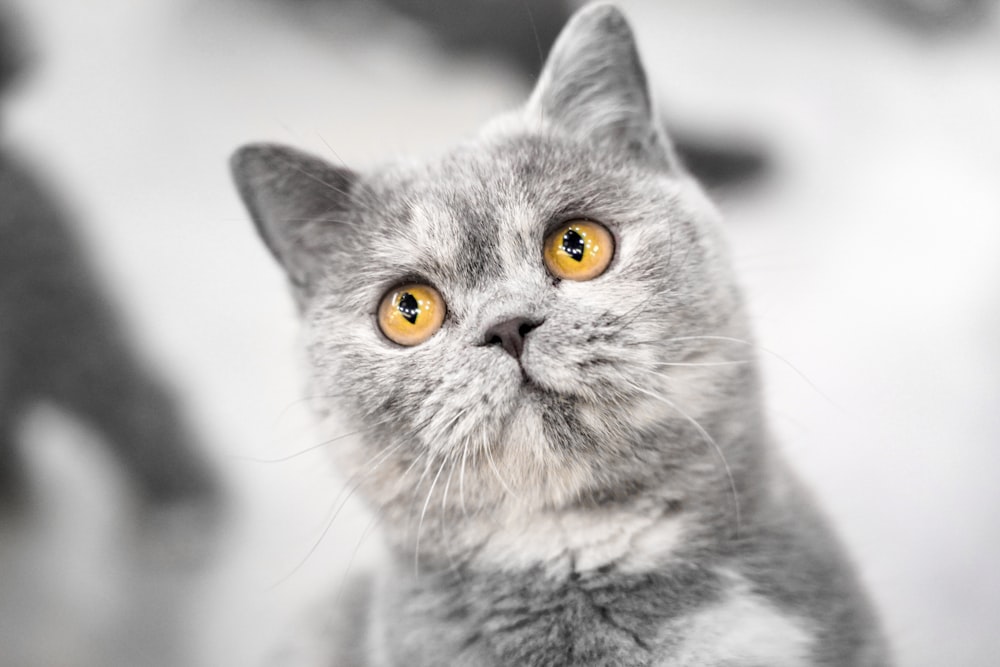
[0,13,219,515]
[0,152,220,515]
[231,4,888,665]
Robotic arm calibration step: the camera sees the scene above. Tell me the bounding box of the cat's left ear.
[230,143,357,293]
[525,4,675,170]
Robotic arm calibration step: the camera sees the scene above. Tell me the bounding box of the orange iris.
[377,284,446,346]
[543,219,614,281]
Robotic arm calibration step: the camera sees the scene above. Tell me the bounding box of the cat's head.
[232,4,758,551]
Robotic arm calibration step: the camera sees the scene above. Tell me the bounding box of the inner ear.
[525,4,674,169]
[230,143,358,292]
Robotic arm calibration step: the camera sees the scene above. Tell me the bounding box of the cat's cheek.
[577,397,663,437]
[657,365,733,423]
[519,338,584,396]
[576,402,614,437]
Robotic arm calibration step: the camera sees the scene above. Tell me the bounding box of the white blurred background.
[1,0,998,664]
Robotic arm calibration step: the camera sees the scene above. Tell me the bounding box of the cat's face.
[233,5,755,543]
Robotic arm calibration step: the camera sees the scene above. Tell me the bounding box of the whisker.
[662,334,754,345]
[458,437,471,519]
[268,439,404,587]
[393,448,427,496]
[267,215,357,225]
[331,507,384,610]
[440,449,458,515]
[664,335,844,411]
[314,132,387,213]
[404,453,437,544]
[270,392,350,426]
[414,456,448,577]
[521,0,545,78]
[234,428,366,464]
[282,157,374,214]
[652,360,752,368]
[389,449,430,548]
[438,452,462,569]
[603,284,685,335]
[627,380,742,538]
[316,131,348,166]
[484,437,520,504]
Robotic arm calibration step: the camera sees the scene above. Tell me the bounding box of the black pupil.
[398,292,420,324]
[561,228,585,262]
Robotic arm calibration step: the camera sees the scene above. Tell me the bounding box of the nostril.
[518,320,539,337]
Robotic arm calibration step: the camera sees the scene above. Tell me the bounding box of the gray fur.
[0,148,220,512]
[232,4,888,665]
[0,11,220,515]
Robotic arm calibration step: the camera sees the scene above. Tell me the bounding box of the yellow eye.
[543,220,614,281]
[377,284,446,346]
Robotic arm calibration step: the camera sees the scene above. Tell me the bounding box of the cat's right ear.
[230,143,357,292]
[524,4,675,171]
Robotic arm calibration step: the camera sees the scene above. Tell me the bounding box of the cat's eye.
[377,284,446,346]
[543,220,614,281]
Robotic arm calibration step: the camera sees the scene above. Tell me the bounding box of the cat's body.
[232,4,888,665]
[329,470,879,666]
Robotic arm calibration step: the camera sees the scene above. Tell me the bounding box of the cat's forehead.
[366,136,646,235]
[372,135,636,220]
[358,138,580,289]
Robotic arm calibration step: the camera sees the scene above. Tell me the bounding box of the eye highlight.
[544,220,614,281]
[377,284,446,346]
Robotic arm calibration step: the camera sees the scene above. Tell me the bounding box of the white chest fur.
[656,571,814,667]
[472,499,685,575]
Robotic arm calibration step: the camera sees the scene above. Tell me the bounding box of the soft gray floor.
[3,0,999,664]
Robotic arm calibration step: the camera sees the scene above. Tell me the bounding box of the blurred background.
[0,0,998,664]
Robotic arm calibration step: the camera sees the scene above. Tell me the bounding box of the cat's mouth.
[520,372,548,395]
[518,368,546,398]
[517,362,569,401]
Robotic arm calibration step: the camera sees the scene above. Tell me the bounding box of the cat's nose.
[482,317,542,360]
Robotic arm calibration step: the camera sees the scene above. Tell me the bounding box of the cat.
[0,15,220,518]
[231,4,889,665]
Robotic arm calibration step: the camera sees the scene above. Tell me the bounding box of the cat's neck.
[387,438,770,580]
[459,490,690,577]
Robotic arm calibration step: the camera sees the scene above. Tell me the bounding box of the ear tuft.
[526,3,673,169]
[230,143,357,291]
